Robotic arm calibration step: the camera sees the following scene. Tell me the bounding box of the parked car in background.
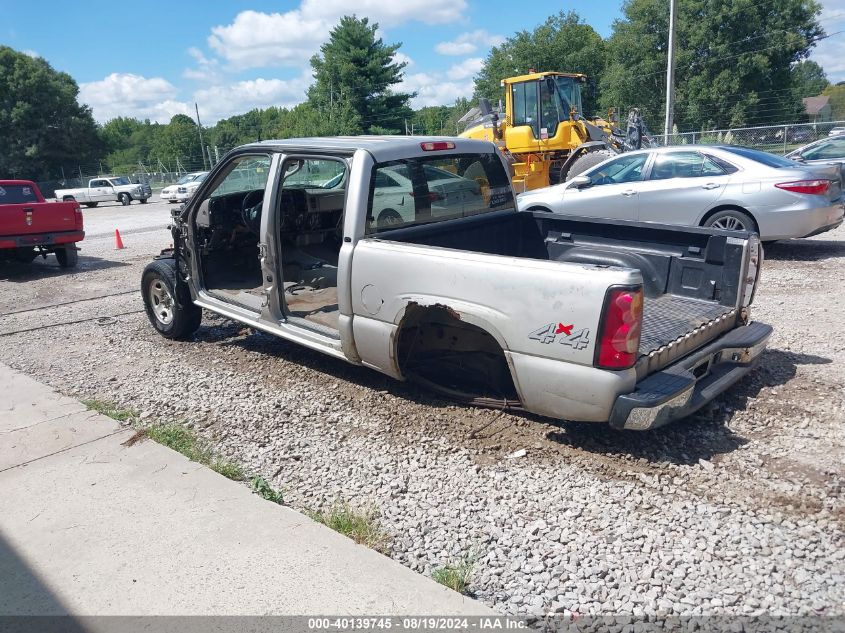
[0,180,83,267]
[828,127,845,137]
[159,171,209,203]
[517,145,844,241]
[55,176,151,207]
[785,135,845,186]
[369,163,484,228]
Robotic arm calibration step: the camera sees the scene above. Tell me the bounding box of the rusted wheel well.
[396,304,520,407]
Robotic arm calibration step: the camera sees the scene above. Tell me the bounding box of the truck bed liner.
[639,295,736,358]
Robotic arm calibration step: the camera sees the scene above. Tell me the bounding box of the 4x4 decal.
[528,323,591,350]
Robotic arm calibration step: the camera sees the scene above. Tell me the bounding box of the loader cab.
[504,72,586,153]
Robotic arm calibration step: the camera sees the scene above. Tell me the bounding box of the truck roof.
[240,135,498,162]
[0,179,38,186]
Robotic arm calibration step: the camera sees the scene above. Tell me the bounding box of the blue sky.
[2,0,843,124]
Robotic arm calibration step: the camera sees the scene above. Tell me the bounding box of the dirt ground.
[1,203,843,615]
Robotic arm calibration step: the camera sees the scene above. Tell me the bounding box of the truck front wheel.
[141,259,202,339]
[119,193,131,206]
[56,244,78,268]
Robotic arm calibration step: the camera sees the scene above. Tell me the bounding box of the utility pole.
[663,0,678,144]
[195,102,208,170]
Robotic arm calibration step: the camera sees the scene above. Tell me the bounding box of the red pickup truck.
[0,180,84,268]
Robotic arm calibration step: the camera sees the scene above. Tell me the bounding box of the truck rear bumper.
[0,230,84,250]
[609,321,773,430]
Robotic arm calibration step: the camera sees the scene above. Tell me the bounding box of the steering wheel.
[240,189,264,234]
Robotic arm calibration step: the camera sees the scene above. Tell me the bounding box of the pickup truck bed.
[377,209,759,383]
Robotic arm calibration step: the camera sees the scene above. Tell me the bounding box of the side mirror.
[570,175,592,188]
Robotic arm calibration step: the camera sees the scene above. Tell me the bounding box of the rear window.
[366,152,513,234]
[720,146,796,168]
[0,184,38,204]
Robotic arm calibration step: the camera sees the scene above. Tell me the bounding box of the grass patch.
[309,503,389,552]
[432,553,477,594]
[82,398,136,422]
[144,423,244,481]
[250,476,284,504]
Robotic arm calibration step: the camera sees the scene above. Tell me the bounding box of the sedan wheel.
[377,209,403,228]
[704,209,756,233]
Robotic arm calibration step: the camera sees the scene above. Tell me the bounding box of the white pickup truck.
[140,137,771,430]
[56,176,152,207]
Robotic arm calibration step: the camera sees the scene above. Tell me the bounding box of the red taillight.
[74,204,84,230]
[774,179,829,195]
[420,141,455,151]
[596,287,643,369]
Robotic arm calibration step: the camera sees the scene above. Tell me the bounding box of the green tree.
[823,84,845,121]
[473,12,607,117]
[601,0,825,132]
[791,60,830,102]
[308,16,413,134]
[150,114,203,165]
[0,46,103,179]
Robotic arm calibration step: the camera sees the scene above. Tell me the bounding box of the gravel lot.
[1,200,843,617]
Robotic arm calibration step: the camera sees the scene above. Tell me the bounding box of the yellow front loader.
[460,72,628,193]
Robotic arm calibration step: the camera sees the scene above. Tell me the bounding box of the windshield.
[551,76,582,118]
[176,175,194,185]
[111,177,131,186]
[367,152,513,234]
[720,146,796,168]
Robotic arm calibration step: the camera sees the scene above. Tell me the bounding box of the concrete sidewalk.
[0,363,493,617]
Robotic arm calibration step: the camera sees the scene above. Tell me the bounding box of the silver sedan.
[517,146,844,241]
[785,135,845,185]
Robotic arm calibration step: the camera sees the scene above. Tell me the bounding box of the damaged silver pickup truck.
[141,136,771,430]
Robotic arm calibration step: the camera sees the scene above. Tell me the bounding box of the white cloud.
[208,9,328,70]
[393,52,414,69]
[400,72,474,108]
[194,74,311,122]
[447,57,483,81]
[435,30,505,56]
[207,1,466,71]
[79,73,191,123]
[22,49,39,58]
[183,47,222,82]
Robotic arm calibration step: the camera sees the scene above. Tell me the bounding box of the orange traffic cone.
[114,229,125,250]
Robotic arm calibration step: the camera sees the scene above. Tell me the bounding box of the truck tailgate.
[637,295,738,378]
[0,201,79,236]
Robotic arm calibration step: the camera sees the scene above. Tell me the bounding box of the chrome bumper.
[609,321,773,430]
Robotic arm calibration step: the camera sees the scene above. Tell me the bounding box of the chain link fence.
[35,149,232,199]
[660,120,845,155]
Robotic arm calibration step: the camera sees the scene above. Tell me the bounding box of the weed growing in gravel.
[250,476,284,504]
[82,399,137,422]
[432,552,477,594]
[309,504,389,552]
[144,424,244,481]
